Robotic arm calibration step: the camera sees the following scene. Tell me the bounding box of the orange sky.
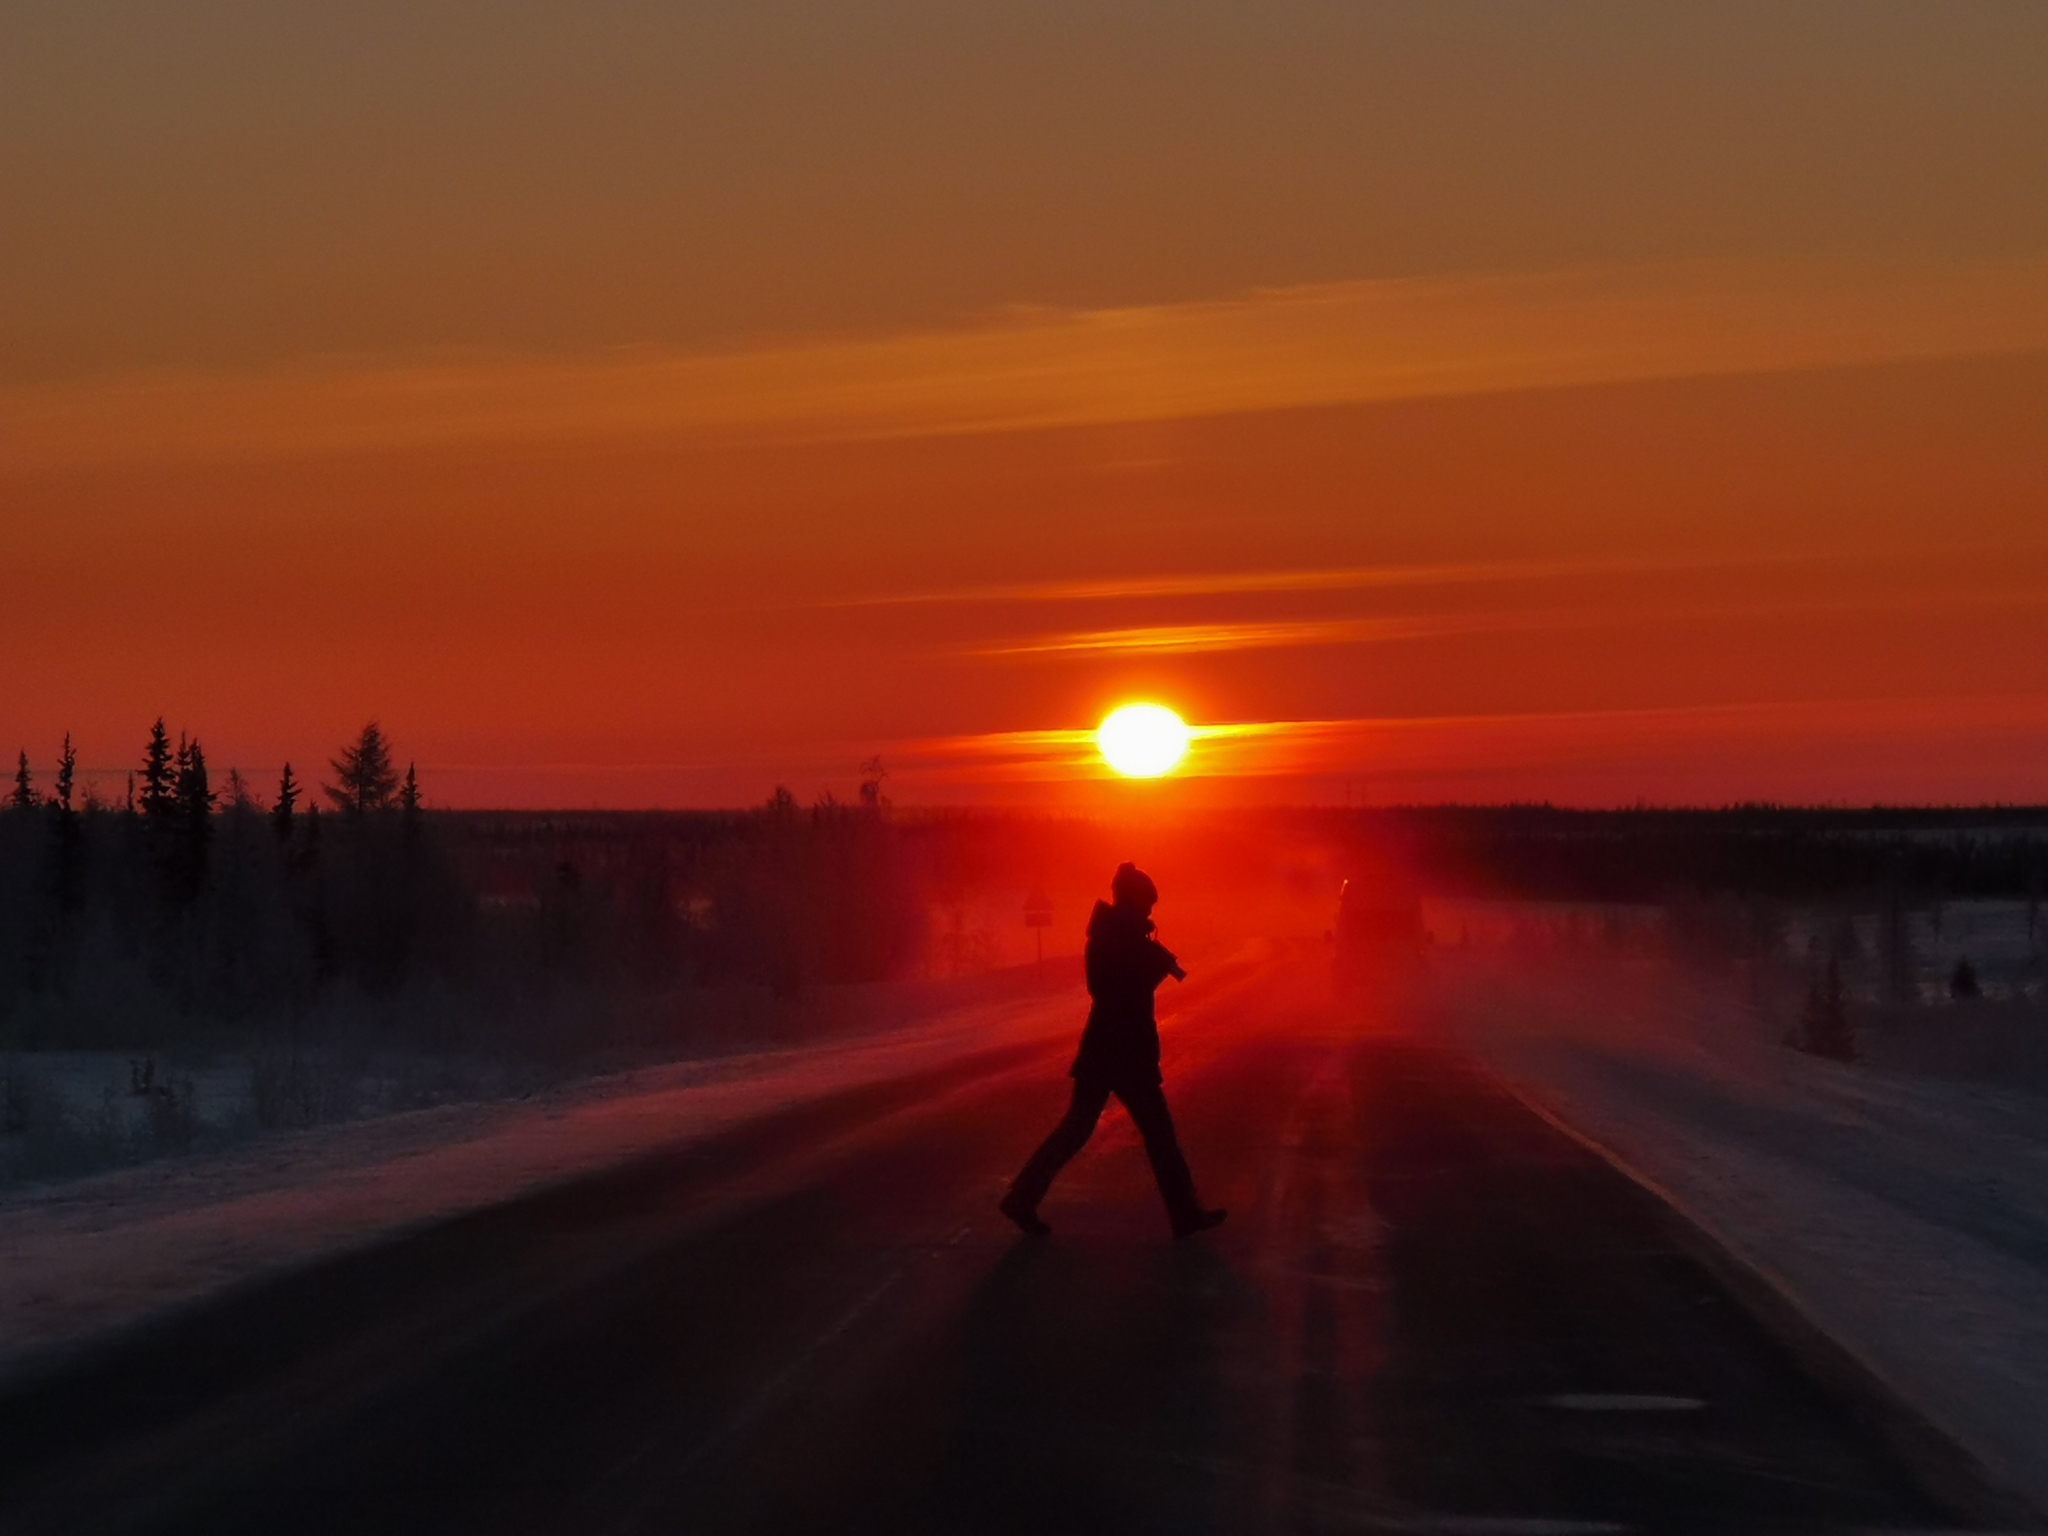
[4,5,2048,807]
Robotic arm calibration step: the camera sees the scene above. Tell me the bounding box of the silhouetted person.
[1000,863,1226,1239]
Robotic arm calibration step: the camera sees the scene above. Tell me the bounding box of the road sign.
[1023,889,1054,964]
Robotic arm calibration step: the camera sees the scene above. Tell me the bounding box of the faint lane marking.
[1541,1393,1706,1412]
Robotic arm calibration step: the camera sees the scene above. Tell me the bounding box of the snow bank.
[1449,959,2048,1516]
[0,983,1082,1389]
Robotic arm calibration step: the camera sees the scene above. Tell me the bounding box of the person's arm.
[1150,939,1187,983]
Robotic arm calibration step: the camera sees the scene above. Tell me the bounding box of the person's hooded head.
[1110,862,1159,914]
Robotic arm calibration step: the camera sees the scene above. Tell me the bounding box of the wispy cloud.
[820,543,2048,615]
[964,570,2048,660]
[898,693,2048,788]
[974,614,1506,657]
[827,555,1663,610]
[6,257,2047,469]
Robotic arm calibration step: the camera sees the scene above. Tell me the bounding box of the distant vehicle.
[1330,876,1429,997]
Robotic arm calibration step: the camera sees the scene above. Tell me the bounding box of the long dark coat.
[1071,900,1181,1087]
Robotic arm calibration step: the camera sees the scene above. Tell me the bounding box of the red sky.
[4,5,2047,807]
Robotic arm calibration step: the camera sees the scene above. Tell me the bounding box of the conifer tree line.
[7,721,426,914]
[1,722,452,1050]
[9,721,418,822]
[1,722,934,1056]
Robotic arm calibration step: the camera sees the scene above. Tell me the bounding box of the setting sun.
[1097,703,1192,778]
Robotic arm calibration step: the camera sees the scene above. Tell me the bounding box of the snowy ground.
[0,978,1087,1390]
[1447,954,2048,1516]
[0,966,1089,1187]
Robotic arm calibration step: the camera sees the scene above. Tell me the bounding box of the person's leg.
[1007,1079,1112,1214]
[1113,1079,1203,1224]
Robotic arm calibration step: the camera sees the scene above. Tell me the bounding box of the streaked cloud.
[975,614,1506,657]
[900,693,2048,791]
[965,571,2048,660]
[827,544,2048,615]
[827,555,1662,610]
[6,257,2048,469]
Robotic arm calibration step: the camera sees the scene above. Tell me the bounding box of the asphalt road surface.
[0,957,2025,1534]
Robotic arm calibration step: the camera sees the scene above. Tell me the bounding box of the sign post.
[1023,888,1054,965]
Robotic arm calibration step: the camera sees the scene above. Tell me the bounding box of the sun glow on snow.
[1097,703,1192,778]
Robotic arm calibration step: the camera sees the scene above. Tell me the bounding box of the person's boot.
[1171,1207,1227,1239]
[999,1189,1051,1236]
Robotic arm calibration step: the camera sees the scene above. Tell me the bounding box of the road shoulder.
[1452,969,2048,1522]
[0,989,1079,1390]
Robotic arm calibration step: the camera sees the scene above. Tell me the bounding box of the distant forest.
[5,719,2046,1051]
[1,724,929,1051]
[1330,803,2048,904]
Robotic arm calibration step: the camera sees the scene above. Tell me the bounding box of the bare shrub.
[146,1074,199,1152]
[249,1051,353,1130]
[1796,957,1856,1061]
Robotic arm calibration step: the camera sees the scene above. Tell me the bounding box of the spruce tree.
[326,723,399,814]
[272,763,300,843]
[53,735,76,814]
[50,735,84,912]
[139,719,176,828]
[399,762,422,843]
[173,737,215,899]
[8,752,33,810]
[176,740,214,821]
